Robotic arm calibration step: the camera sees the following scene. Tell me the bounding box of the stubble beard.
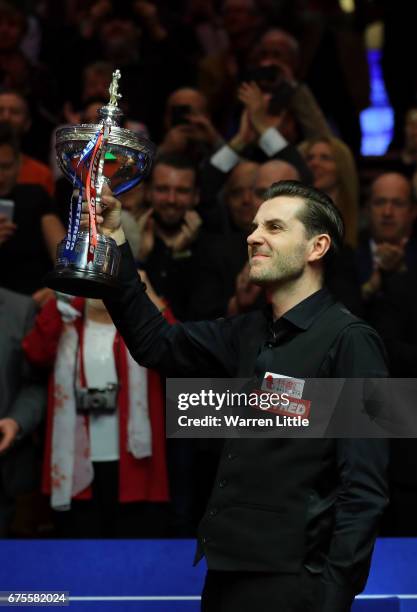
[249,245,306,286]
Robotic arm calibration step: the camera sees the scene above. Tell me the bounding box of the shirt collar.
[270,287,335,332]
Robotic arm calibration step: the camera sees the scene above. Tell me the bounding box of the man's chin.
[249,271,269,286]
[154,215,183,232]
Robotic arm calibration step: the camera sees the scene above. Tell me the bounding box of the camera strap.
[74,321,87,392]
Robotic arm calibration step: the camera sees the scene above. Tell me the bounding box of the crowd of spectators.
[1,0,417,539]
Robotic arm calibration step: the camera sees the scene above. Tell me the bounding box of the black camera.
[75,384,119,414]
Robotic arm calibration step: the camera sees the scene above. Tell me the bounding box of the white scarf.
[50,303,151,511]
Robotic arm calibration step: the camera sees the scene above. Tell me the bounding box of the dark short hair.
[0,122,20,156]
[152,152,197,187]
[154,152,196,172]
[263,180,345,260]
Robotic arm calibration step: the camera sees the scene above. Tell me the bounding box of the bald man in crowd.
[357,172,417,299]
[252,160,300,209]
[355,172,417,367]
[190,158,300,320]
[356,173,417,536]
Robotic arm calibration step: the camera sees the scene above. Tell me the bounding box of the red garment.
[18,155,54,197]
[23,297,170,503]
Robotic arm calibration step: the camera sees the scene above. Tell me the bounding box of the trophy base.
[46,267,120,299]
[46,232,121,298]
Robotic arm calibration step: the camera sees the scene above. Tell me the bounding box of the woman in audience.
[300,136,359,248]
[22,278,173,538]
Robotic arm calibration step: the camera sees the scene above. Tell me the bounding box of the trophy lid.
[56,68,155,153]
[55,68,156,191]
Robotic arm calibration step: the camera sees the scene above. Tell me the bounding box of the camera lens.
[90,395,103,410]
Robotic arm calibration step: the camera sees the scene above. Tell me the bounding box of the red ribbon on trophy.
[85,125,113,263]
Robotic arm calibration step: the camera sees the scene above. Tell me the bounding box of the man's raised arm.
[82,189,238,378]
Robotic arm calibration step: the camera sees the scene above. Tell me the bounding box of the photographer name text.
[177,415,309,428]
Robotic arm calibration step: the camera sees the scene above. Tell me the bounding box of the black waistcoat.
[195,300,360,572]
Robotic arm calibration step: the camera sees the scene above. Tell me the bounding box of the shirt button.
[266,342,273,348]
[202,536,210,544]
[209,508,218,517]
[219,479,227,488]
[227,453,235,460]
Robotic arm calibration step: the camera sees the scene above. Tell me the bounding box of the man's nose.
[241,188,254,206]
[247,227,264,245]
[382,202,394,216]
[166,189,178,204]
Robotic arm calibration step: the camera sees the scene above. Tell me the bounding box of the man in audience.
[225,160,301,315]
[252,159,300,209]
[249,27,332,143]
[223,161,259,233]
[136,152,204,321]
[199,0,265,130]
[159,87,222,163]
[355,172,417,376]
[199,80,311,212]
[200,160,258,234]
[0,286,46,536]
[190,161,259,319]
[357,172,417,537]
[0,89,54,196]
[192,159,301,319]
[356,172,417,303]
[136,152,212,534]
[0,123,65,298]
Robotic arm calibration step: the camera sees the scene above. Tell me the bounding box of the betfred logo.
[266,397,311,418]
[262,372,305,399]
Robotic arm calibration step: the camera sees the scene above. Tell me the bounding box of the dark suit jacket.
[355,233,417,284]
[0,289,46,497]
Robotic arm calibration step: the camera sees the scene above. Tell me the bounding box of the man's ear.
[307,234,331,263]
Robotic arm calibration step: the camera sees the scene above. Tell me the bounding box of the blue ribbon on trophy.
[62,130,101,260]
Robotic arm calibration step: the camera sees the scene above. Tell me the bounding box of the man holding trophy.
[49,71,388,612]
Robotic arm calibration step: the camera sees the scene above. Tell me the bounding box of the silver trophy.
[46,69,155,298]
